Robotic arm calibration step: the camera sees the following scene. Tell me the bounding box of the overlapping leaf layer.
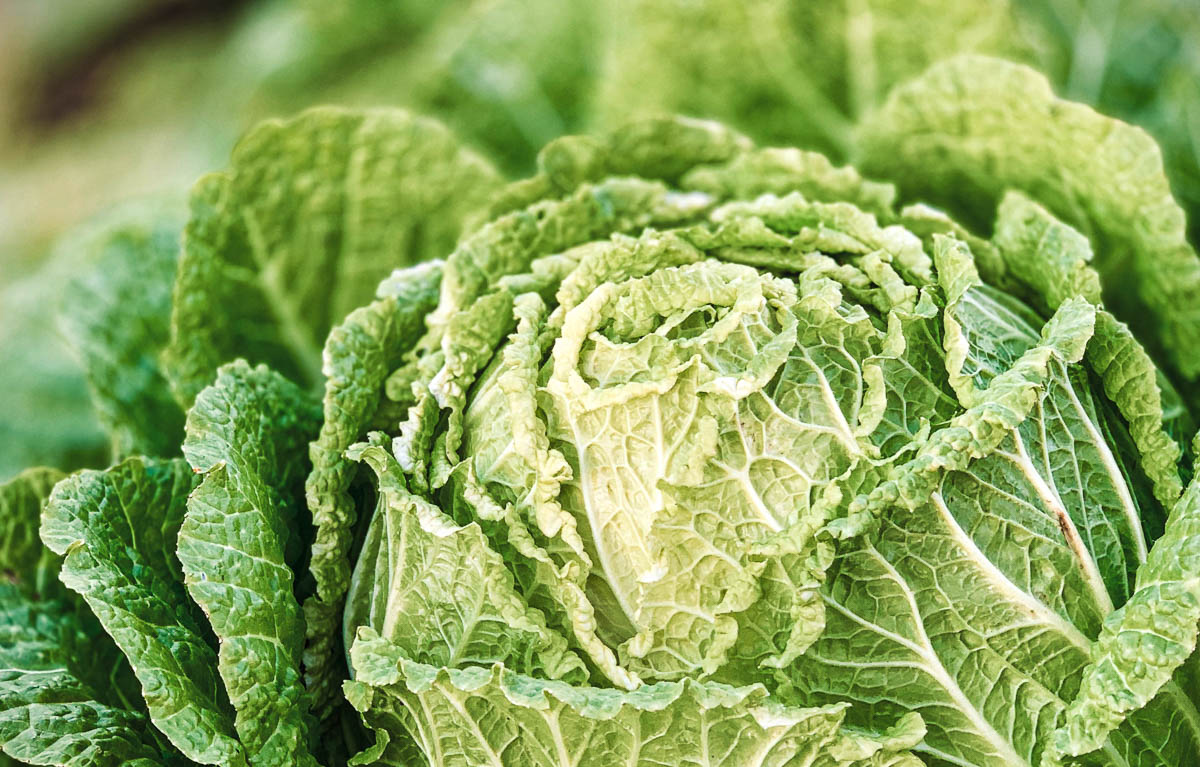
[2,54,1200,767]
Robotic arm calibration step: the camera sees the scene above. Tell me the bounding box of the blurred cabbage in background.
[1,0,1197,480]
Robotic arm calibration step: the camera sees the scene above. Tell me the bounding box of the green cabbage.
[2,50,1200,767]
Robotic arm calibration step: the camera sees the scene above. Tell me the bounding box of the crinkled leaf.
[859,55,1200,384]
[0,585,171,767]
[1014,0,1200,246]
[594,0,1031,162]
[303,262,443,718]
[408,174,717,490]
[992,191,1184,511]
[1051,433,1200,762]
[289,0,598,174]
[0,468,65,593]
[0,468,163,763]
[790,297,1200,764]
[346,628,925,767]
[344,442,586,683]
[0,266,107,483]
[541,257,868,681]
[450,208,918,686]
[41,458,240,766]
[681,147,897,218]
[991,191,1102,310]
[179,361,322,767]
[58,200,186,460]
[164,107,501,405]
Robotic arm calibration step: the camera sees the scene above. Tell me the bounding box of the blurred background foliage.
[1,0,1197,480]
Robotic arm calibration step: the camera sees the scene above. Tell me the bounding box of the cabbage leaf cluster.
[2,55,1200,767]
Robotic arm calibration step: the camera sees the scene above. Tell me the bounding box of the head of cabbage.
[13,55,1200,767]
[330,68,1200,767]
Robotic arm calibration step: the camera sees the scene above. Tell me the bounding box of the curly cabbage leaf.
[40,458,238,765]
[0,586,173,767]
[594,0,1032,161]
[348,628,926,767]
[179,361,322,767]
[303,262,444,717]
[0,467,178,765]
[57,200,187,461]
[164,107,502,406]
[859,56,1200,388]
[1050,432,1200,763]
[0,468,65,594]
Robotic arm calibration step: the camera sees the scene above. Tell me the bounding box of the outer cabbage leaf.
[164,107,501,406]
[932,238,1150,609]
[282,0,598,174]
[859,55,1200,387]
[1014,0,1200,246]
[41,458,241,766]
[486,115,897,220]
[594,0,1031,162]
[991,191,1183,511]
[0,585,171,767]
[0,266,107,483]
[303,262,443,718]
[0,464,168,764]
[346,629,925,767]
[1050,432,1200,762]
[786,288,1200,764]
[179,361,322,767]
[0,468,65,593]
[58,200,186,460]
[590,0,1200,248]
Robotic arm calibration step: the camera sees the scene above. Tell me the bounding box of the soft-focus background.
[2,0,1197,481]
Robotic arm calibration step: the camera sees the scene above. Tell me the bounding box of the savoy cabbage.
[2,52,1200,767]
